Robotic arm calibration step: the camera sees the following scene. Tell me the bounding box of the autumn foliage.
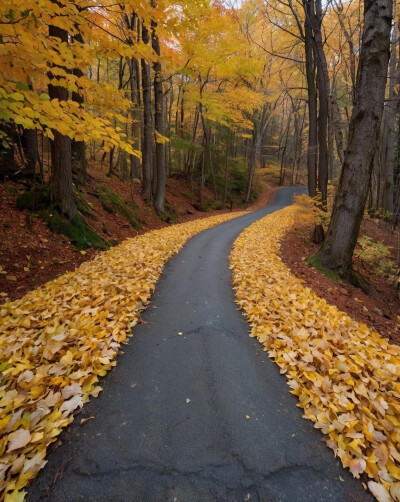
[230,200,400,501]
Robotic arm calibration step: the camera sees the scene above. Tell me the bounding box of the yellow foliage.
[230,204,400,500]
[0,210,246,499]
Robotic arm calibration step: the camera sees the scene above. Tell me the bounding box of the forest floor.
[281,208,400,346]
[0,169,277,302]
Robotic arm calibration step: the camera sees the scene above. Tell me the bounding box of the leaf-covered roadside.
[230,203,400,502]
[0,210,246,501]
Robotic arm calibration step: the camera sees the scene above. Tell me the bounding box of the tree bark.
[382,30,399,212]
[330,91,344,165]
[310,0,330,206]
[152,19,166,214]
[304,0,318,197]
[315,0,393,279]
[48,22,75,219]
[71,31,86,183]
[141,24,153,201]
[21,128,38,177]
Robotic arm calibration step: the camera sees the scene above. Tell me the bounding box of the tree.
[48,17,76,219]
[314,0,393,282]
[151,13,166,214]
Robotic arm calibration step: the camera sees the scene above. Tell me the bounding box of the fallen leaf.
[7,430,31,453]
[4,491,27,502]
[367,481,392,502]
[80,416,95,425]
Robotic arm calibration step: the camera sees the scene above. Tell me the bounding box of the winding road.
[28,187,371,502]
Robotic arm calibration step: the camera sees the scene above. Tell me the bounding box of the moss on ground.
[43,210,108,250]
[74,189,94,217]
[307,254,339,282]
[160,201,178,224]
[97,185,141,230]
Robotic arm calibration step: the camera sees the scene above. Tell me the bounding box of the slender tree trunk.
[125,13,141,180]
[48,21,75,219]
[304,0,318,197]
[152,19,166,214]
[382,29,399,212]
[310,0,330,206]
[21,128,38,177]
[141,24,153,201]
[330,91,344,165]
[223,132,230,206]
[71,31,86,183]
[315,0,392,280]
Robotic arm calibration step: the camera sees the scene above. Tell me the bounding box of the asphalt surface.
[27,187,372,502]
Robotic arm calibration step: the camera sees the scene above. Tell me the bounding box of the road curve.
[28,187,371,502]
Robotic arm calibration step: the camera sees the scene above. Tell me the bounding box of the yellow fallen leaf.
[4,490,27,502]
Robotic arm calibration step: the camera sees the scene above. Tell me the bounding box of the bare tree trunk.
[71,31,86,184]
[382,29,399,212]
[310,0,330,206]
[21,128,38,177]
[304,0,318,197]
[48,21,75,219]
[330,91,344,165]
[141,24,153,201]
[315,0,392,281]
[152,19,166,214]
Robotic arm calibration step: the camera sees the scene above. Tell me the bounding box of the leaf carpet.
[0,210,246,501]
[230,204,400,502]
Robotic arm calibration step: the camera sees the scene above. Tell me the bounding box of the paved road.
[28,187,371,502]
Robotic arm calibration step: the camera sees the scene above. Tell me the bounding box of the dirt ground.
[0,172,275,302]
[280,215,400,345]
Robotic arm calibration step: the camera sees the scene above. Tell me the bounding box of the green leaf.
[39,93,50,101]
[16,82,29,91]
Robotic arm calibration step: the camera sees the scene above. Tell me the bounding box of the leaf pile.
[0,210,245,501]
[230,204,400,501]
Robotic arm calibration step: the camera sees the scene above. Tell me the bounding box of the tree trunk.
[382,30,399,212]
[310,0,330,206]
[330,91,344,165]
[304,0,318,197]
[125,13,141,180]
[315,0,392,279]
[21,128,38,177]
[141,24,153,202]
[48,22,75,219]
[71,31,86,184]
[152,20,166,214]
